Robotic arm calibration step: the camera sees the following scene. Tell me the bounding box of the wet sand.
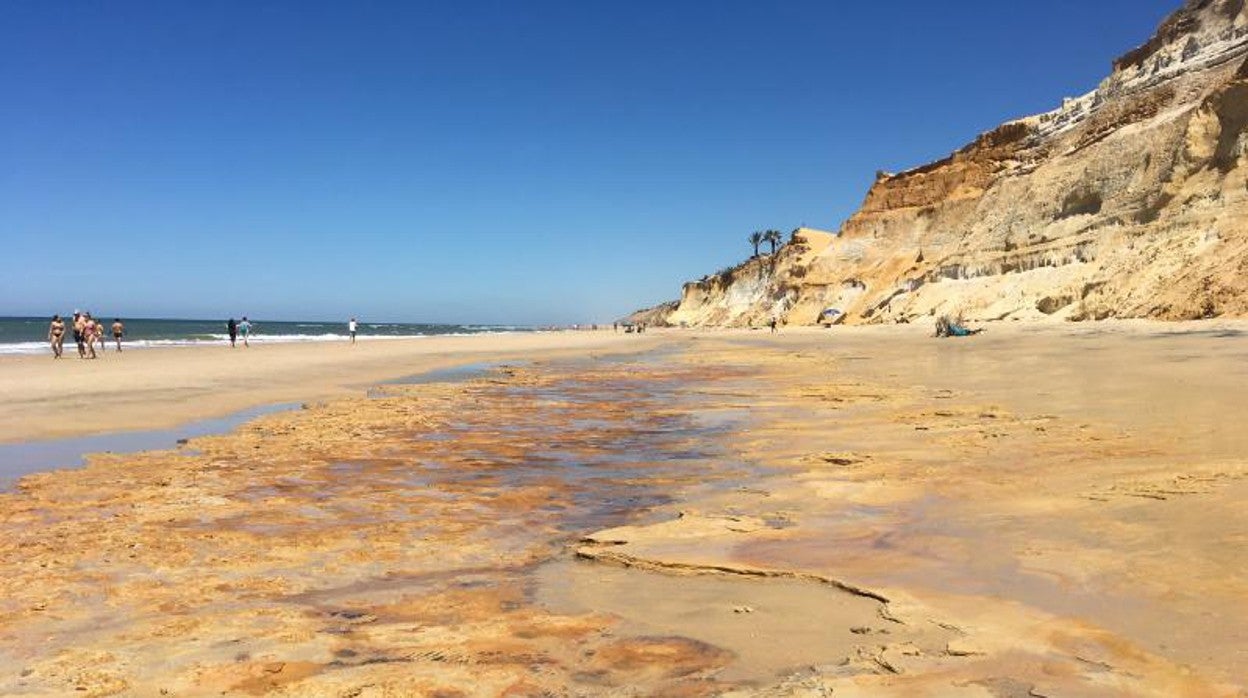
[1,321,1245,695]
[0,331,655,443]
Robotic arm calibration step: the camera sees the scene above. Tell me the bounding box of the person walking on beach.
[73,312,87,358]
[227,318,238,347]
[48,315,65,358]
[111,318,124,352]
[94,317,107,356]
[238,317,252,347]
[348,317,358,344]
[770,318,778,334]
[83,314,98,359]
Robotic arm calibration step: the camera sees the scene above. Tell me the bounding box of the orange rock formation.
[647,0,1248,327]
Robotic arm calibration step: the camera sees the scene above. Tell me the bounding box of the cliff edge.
[649,0,1248,327]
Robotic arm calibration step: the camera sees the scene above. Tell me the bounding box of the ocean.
[0,316,532,355]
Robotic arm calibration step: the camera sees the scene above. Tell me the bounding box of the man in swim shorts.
[72,312,87,358]
[111,318,125,352]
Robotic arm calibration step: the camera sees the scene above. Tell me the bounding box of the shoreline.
[4,317,1244,445]
[0,330,540,357]
[0,330,664,444]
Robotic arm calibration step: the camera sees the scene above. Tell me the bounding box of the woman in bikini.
[83,314,98,359]
[47,315,65,358]
[94,318,107,356]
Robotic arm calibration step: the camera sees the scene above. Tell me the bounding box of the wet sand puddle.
[0,360,523,492]
[535,560,897,685]
[9,332,1244,695]
[363,360,527,399]
[0,349,876,696]
[270,358,835,693]
[678,339,1248,695]
[0,402,302,490]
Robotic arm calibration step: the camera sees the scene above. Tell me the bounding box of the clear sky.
[2,0,1181,324]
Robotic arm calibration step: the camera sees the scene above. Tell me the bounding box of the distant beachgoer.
[94,318,106,355]
[238,317,252,347]
[73,312,87,358]
[613,322,618,333]
[348,317,357,344]
[227,318,238,347]
[770,318,778,334]
[934,315,983,338]
[111,318,124,352]
[48,315,65,359]
[83,314,98,359]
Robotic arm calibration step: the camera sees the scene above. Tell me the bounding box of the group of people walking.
[47,312,124,359]
[44,315,359,358]
[225,317,254,348]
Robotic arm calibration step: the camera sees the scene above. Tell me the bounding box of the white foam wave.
[0,342,53,356]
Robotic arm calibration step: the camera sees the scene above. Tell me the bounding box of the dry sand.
[0,321,1245,695]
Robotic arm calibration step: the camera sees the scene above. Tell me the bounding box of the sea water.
[0,316,533,355]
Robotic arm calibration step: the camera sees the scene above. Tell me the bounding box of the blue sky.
[2,0,1179,324]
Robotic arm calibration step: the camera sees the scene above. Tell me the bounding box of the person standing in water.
[238,317,252,347]
[111,318,125,352]
[227,318,237,347]
[348,317,358,344]
[48,315,65,358]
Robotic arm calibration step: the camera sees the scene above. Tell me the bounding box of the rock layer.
[652,0,1248,327]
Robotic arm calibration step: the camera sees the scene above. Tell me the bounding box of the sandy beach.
[8,0,1246,694]
[1,323,1246,695]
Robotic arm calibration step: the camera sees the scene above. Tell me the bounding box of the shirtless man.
[47,315,66,358]
[73,313,88,358]
[112,318,125,352]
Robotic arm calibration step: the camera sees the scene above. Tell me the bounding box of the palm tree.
[748,231,764,258]
[764,229,782,255]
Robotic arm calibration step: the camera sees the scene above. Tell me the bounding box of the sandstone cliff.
[651,0,1248,327]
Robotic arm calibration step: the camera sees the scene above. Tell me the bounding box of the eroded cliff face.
[655,0,1248,327]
